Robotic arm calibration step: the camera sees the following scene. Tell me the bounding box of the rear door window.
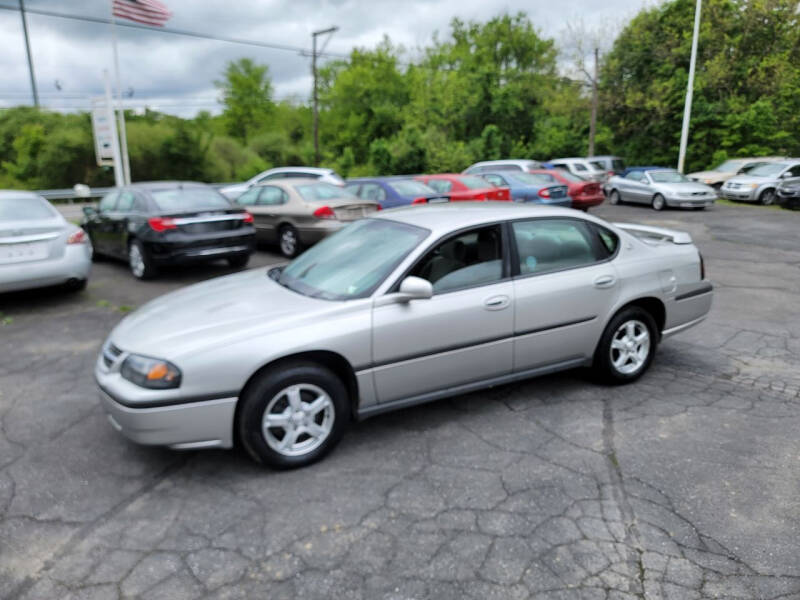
[426,180,452,193]
[513,219,604,276]
[116,191,135,212]
[260,186,288,205]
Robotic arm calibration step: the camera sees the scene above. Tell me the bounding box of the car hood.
[726,175,776,185]
[688,170,728,181]
[109,268,338,359]
[652,181,715,193]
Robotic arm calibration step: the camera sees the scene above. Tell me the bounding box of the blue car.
[479,172,571,207]
[345,177,449,209]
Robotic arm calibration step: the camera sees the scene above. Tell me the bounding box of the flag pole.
[103,69,125,188]
[110,10,132,185]
[677,0,702,173]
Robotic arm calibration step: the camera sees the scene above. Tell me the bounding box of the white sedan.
[0,191,92,293]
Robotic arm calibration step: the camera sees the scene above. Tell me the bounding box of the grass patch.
[0,312,13,326]
[715,197,784,211]
[96,299,135,314]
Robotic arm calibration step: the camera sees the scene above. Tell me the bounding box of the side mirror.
[780,171,793,179]
[374,276,433,307]
[399,276,433,300]
[82,206,97,217]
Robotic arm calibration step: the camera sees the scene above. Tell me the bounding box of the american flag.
[112,0,172,27]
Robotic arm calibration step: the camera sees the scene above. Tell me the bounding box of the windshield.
[649,171,690,183]
[458,175,492,189]
[512,173,555,185]
[296,183,356,202]
[278,219,429,300]
[0,196,59,220]
[151,187,230,212]
[747,163,787,177]
[388,180,436,196]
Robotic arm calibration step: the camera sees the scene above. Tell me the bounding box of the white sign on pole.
[91,97,115,167]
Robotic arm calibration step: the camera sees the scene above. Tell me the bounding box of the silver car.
[1,191,92,293]
[95,204,713,468]
[606,169,717,210]
[720,160,800,205]
[220,167,345,200]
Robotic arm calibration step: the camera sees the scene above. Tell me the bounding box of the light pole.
[312,26,338,167]
[678,0,702,173]
[18,0,39,108]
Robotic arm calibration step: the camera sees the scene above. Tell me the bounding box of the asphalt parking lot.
[1,202,799,599]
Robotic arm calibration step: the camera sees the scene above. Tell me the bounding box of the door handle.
[484,295,510,310]
[594,275,617,288]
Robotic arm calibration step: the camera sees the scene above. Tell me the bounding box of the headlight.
[750,184,759,189]
[121,354,182,389]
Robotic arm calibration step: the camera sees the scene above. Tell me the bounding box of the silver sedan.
[95,203,713,468]
[0,191,92,293]
[607,169,717,210]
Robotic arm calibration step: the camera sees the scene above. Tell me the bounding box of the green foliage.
[600,0,800,171]
[2,3,798,189]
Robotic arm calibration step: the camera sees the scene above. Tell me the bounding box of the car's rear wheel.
[227,254,250,269]
[609,190,621,205]
[279,225,302,258]
[128,239,157,280]
[594,306,657,383]
[651,194,666,211]
[237,362,349,469]
[759,188,776,206]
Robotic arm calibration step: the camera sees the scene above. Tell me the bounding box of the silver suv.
[721,160,800,205]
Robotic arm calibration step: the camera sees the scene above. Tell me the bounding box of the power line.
[0,4,350,60]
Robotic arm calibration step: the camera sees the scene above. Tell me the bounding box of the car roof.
[470,159,538,166]
[127,181,212,190]
[254,177,323,187]
[373,202,585,234]
[347,176,418,183]
[263,166,334,174]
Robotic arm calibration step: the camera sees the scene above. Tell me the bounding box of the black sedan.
[83,181,256,279]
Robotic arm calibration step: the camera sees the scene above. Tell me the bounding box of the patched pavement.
[1,202,799,599]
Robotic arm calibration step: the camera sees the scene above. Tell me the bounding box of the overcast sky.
[1,0,656,117]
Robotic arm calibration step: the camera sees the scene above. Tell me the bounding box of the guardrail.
[35,183,235,203]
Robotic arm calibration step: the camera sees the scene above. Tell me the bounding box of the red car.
[414,174,511,202]
[529,169,604,210]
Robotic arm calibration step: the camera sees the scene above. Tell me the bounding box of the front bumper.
[95,351,237,449]
[720,187,757,201]
[664,195,716,208]
[0,243,91,293]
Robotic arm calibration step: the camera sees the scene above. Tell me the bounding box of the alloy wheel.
[280,228,297,256]
[761,189,775,205]
[652,194,665,211]
[129,243,145,278]
[261,383,334,457]
[610,319,651,375]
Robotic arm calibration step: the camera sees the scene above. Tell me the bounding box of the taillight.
[67,229,87,244]
[242,212,254,224]
[539,188,551,198]
[313,205,336,219]
[375,205,382,211]
[148,217,177,232]
[411,197,427,205]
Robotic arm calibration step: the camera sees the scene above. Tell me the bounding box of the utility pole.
[111,13,132,184]
[678,0,702,173]
[311,26,338,167]
[588,47,598,157]
[18,0,39,108]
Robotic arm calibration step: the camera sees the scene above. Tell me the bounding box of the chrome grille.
[102,342,123,368]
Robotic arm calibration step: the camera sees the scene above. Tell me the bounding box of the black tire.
[594,306,658,384]
[651,193,666,211]
[227,254,250,269]
[278,225,302,258]
[65,278,87,292]
[128,239,158,280]
[759,188,776,206]
[609,190,621,205]
[237,361,349,469]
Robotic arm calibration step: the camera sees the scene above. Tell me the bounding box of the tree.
[216,58,275,143]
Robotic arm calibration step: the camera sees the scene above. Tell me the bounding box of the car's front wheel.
[759,188,776,206]
[651,194,666,211]
[237,362,349,469]
[609,190,621,205]
[594,306,657,383]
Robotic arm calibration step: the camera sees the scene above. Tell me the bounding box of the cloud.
[1,0,653,116]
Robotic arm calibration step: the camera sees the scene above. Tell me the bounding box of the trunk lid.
[0,217,67,265]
